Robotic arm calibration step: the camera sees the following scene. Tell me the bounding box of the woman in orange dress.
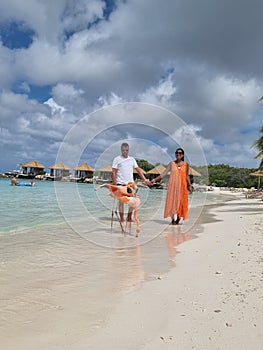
[151,148,193,225]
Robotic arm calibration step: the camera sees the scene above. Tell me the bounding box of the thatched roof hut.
[250,170,263,176]
[74,162,95,178]
[133,167,146,180]
[22,160,45,175]
[146,164,201,182]
[188,167,201,177]
[133,167,146,174]
[250,169,263,189]
[98,164,112,172]
[146,164,166,176]
[49,162,70,177]
[95,164,112,180]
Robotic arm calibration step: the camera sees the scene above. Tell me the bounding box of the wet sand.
[1,192,262,349]
[0,210,195,350]
[76,195,263,350]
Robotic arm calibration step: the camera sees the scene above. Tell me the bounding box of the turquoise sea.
[0,178,211,237]
[1,178,65,234]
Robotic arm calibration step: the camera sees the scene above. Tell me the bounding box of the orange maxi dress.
[164,161,189,219]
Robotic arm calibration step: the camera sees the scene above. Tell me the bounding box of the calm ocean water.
[0,178,218,236]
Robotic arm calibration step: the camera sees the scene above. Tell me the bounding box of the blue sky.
[0,21,34,49]
[0,0,262,172]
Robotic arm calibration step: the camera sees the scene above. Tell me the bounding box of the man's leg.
[126,207,133,222]
[119,201,125,222]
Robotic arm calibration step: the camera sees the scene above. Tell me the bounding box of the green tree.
[253,126,263,168]
[192,164,258,188]
[136,159,154,172]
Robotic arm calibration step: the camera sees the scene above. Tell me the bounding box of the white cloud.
[97,92,123,107]
[139,72,177,106]
[13,34,122,87]
[44,98,66,114]
[0,0,106,44]
[0,41,14,88]
[0,0,65,43]
[1,0,263,171]
[62,0,105,33]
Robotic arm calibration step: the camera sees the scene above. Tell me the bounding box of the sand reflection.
[163,226,190,267]
[110,243,144,292]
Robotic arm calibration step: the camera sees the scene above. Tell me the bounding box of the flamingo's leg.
[133,210,140,237]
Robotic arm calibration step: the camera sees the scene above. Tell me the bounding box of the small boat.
[69,177,82,182]
[83,178,94,183]
[45,175,62,181]
[17,173,35,180]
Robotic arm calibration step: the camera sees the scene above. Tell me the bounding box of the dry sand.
[1,194,262,349]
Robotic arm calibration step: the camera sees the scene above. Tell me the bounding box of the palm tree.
[253,126,263,168]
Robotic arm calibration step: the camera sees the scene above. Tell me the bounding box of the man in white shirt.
[112,143,150,222]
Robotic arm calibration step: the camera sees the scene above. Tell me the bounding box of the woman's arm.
[186,163,193,193]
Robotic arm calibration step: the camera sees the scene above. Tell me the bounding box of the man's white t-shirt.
[112,156,138,185]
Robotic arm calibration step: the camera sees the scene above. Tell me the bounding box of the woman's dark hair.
[175,148,184,161]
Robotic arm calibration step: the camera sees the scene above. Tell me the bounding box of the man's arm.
[135,167,151,185]
[112,168,117,185]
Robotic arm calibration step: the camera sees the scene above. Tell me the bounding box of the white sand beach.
[1,193,262,350]
[70,194,263,350]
